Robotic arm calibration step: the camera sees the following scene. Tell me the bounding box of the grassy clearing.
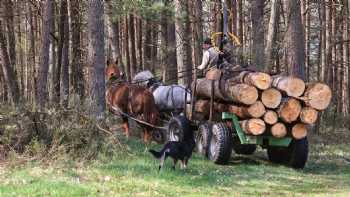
[0,134,350,197]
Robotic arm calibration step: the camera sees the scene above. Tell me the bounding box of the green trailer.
[167,112,308,169]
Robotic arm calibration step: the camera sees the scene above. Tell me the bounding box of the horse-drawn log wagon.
[162,67,331,169]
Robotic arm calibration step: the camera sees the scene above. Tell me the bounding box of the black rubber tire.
[267,146,289,164]
[287,137,309,169]
[208,123,233,164]
[232,137,257,155]
[267,137,309,169]
[167,115,191,142]
[196,122,212,157]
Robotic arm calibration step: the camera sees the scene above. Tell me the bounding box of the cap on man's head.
[204,37,212,45]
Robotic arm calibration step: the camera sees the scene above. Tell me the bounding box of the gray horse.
[133,71,191,114]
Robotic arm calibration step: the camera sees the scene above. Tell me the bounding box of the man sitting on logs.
[197,37,243,79]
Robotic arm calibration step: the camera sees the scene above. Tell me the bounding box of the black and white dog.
[149,129,195,170]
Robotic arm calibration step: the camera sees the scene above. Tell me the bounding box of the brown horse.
[105,60,159,143]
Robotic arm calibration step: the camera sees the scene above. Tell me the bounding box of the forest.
[0,0,350,196]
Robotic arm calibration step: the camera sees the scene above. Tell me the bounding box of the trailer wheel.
[267,137,309,169]
[286,137,309,169]
[208,123,233,164]
[232,137,257,155]
[196,123,212,157]
[167,115,191,142]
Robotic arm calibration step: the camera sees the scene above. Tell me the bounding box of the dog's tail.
[149,149,162,159]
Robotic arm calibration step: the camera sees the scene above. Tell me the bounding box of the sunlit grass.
[0,136,350,197]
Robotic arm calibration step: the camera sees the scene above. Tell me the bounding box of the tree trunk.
[174,0,192,86]
[70,0,84,101]
[129,14,137,77]
[0,21,21,105]
[284,0,305,80]
[87,0,106,118]
[251,0,265,69]
[61,0,69,108]
[265,0,280,69]
[124,17,131,82]
[4,0,16,69]
[37,0,54,109]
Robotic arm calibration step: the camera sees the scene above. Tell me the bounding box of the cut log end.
[240,119,266,135]
[227,84,258,105]
[263,110,278,125]
[261,88,282,109]
[304,83,332,110]
[272,76,306,97]
[300,107,318,125]
[247,101,266,118]
[245,72,272,90]
[271,123,287,138]
[291,123,308,140]
[278,98,302,123]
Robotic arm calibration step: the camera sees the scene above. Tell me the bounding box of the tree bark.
[174,0,192,86]
[251,0,265,69]
[70,0,84,101]
[61,0,69,108]
[87,0,106,118]
[265,0,280,69]
[37,0,54,109]
[284,0,305,80]
[0,21,20,105]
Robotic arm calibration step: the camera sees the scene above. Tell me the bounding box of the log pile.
[193,71,332,139]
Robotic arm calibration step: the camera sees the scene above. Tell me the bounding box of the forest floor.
[0,128,350,197]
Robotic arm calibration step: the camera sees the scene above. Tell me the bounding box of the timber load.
[193,71,332,140]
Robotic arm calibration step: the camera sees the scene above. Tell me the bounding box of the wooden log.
[196,78,258,105]
[278,98,302,123]
[272,75,306,97]
[240,119,266,135]
[291,123,308,140]
[228,101,265,118]
[194,100,210,115]
[300,107,318,125]
[263,110,278,125]
[194,100,228,115]
[232,71,272,90]
[271,122,287,138]
[301,83,332,110]
[195,78,226,100]
[261,88,282,109]
[226,83,259,105]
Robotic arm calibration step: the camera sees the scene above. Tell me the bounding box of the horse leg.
[143,128,151,143]
[122,116,130,138]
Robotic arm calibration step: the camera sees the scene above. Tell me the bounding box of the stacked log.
[193,71,332,139]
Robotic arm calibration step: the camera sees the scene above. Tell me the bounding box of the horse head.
[106,59,124,81]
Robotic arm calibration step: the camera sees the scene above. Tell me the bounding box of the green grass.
[1,136,350,197]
